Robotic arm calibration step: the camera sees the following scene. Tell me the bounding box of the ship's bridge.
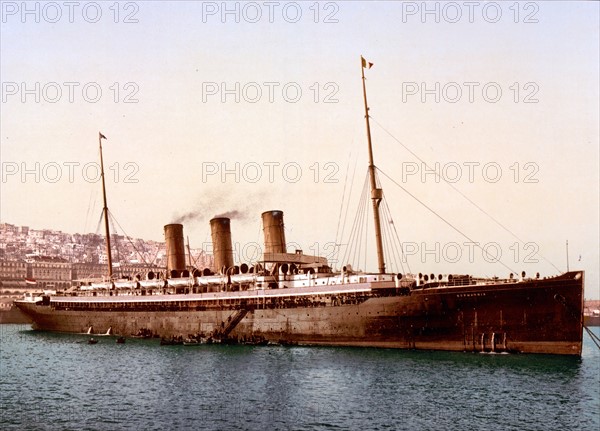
[261,250,328,267]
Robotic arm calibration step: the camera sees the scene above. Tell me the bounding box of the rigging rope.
[83,189,96,234]
[336,153,359,268]
[354,175,368,270]
[340,168,414,274]
[377,167,518,275]
[375,170,404,272]
[89,210,105,264]
[334,151,353,269]
[583,326,600,350]
[108,211,152,266]
[341,172,369,270]
[379,193,406,274]
[370,116,561,273]
[108,214,121,268]
[94,209,104,236]
[381,193,411,274]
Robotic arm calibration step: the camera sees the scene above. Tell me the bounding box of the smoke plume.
[172,190,266,224]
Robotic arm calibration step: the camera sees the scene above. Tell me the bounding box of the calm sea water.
[1,325,598,431]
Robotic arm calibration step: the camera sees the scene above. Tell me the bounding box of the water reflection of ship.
[15,57,585,355]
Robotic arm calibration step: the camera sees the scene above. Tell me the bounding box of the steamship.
[15,58,585,355]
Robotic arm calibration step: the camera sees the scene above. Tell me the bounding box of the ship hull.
[15,272,584,355]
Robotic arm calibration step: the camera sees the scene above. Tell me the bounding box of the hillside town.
[0,222,213,290]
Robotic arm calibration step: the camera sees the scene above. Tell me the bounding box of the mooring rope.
[583,325,600,350]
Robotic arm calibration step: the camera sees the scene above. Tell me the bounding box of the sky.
[1,1,598,298]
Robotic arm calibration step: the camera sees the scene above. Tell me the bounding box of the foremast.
[361,56,385,274]
[98,132,113,279]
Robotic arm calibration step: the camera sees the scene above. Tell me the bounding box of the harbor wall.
[0,298,32,324]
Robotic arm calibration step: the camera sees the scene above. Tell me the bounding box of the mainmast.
[361,56,386,274]
[98,132,113,279]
